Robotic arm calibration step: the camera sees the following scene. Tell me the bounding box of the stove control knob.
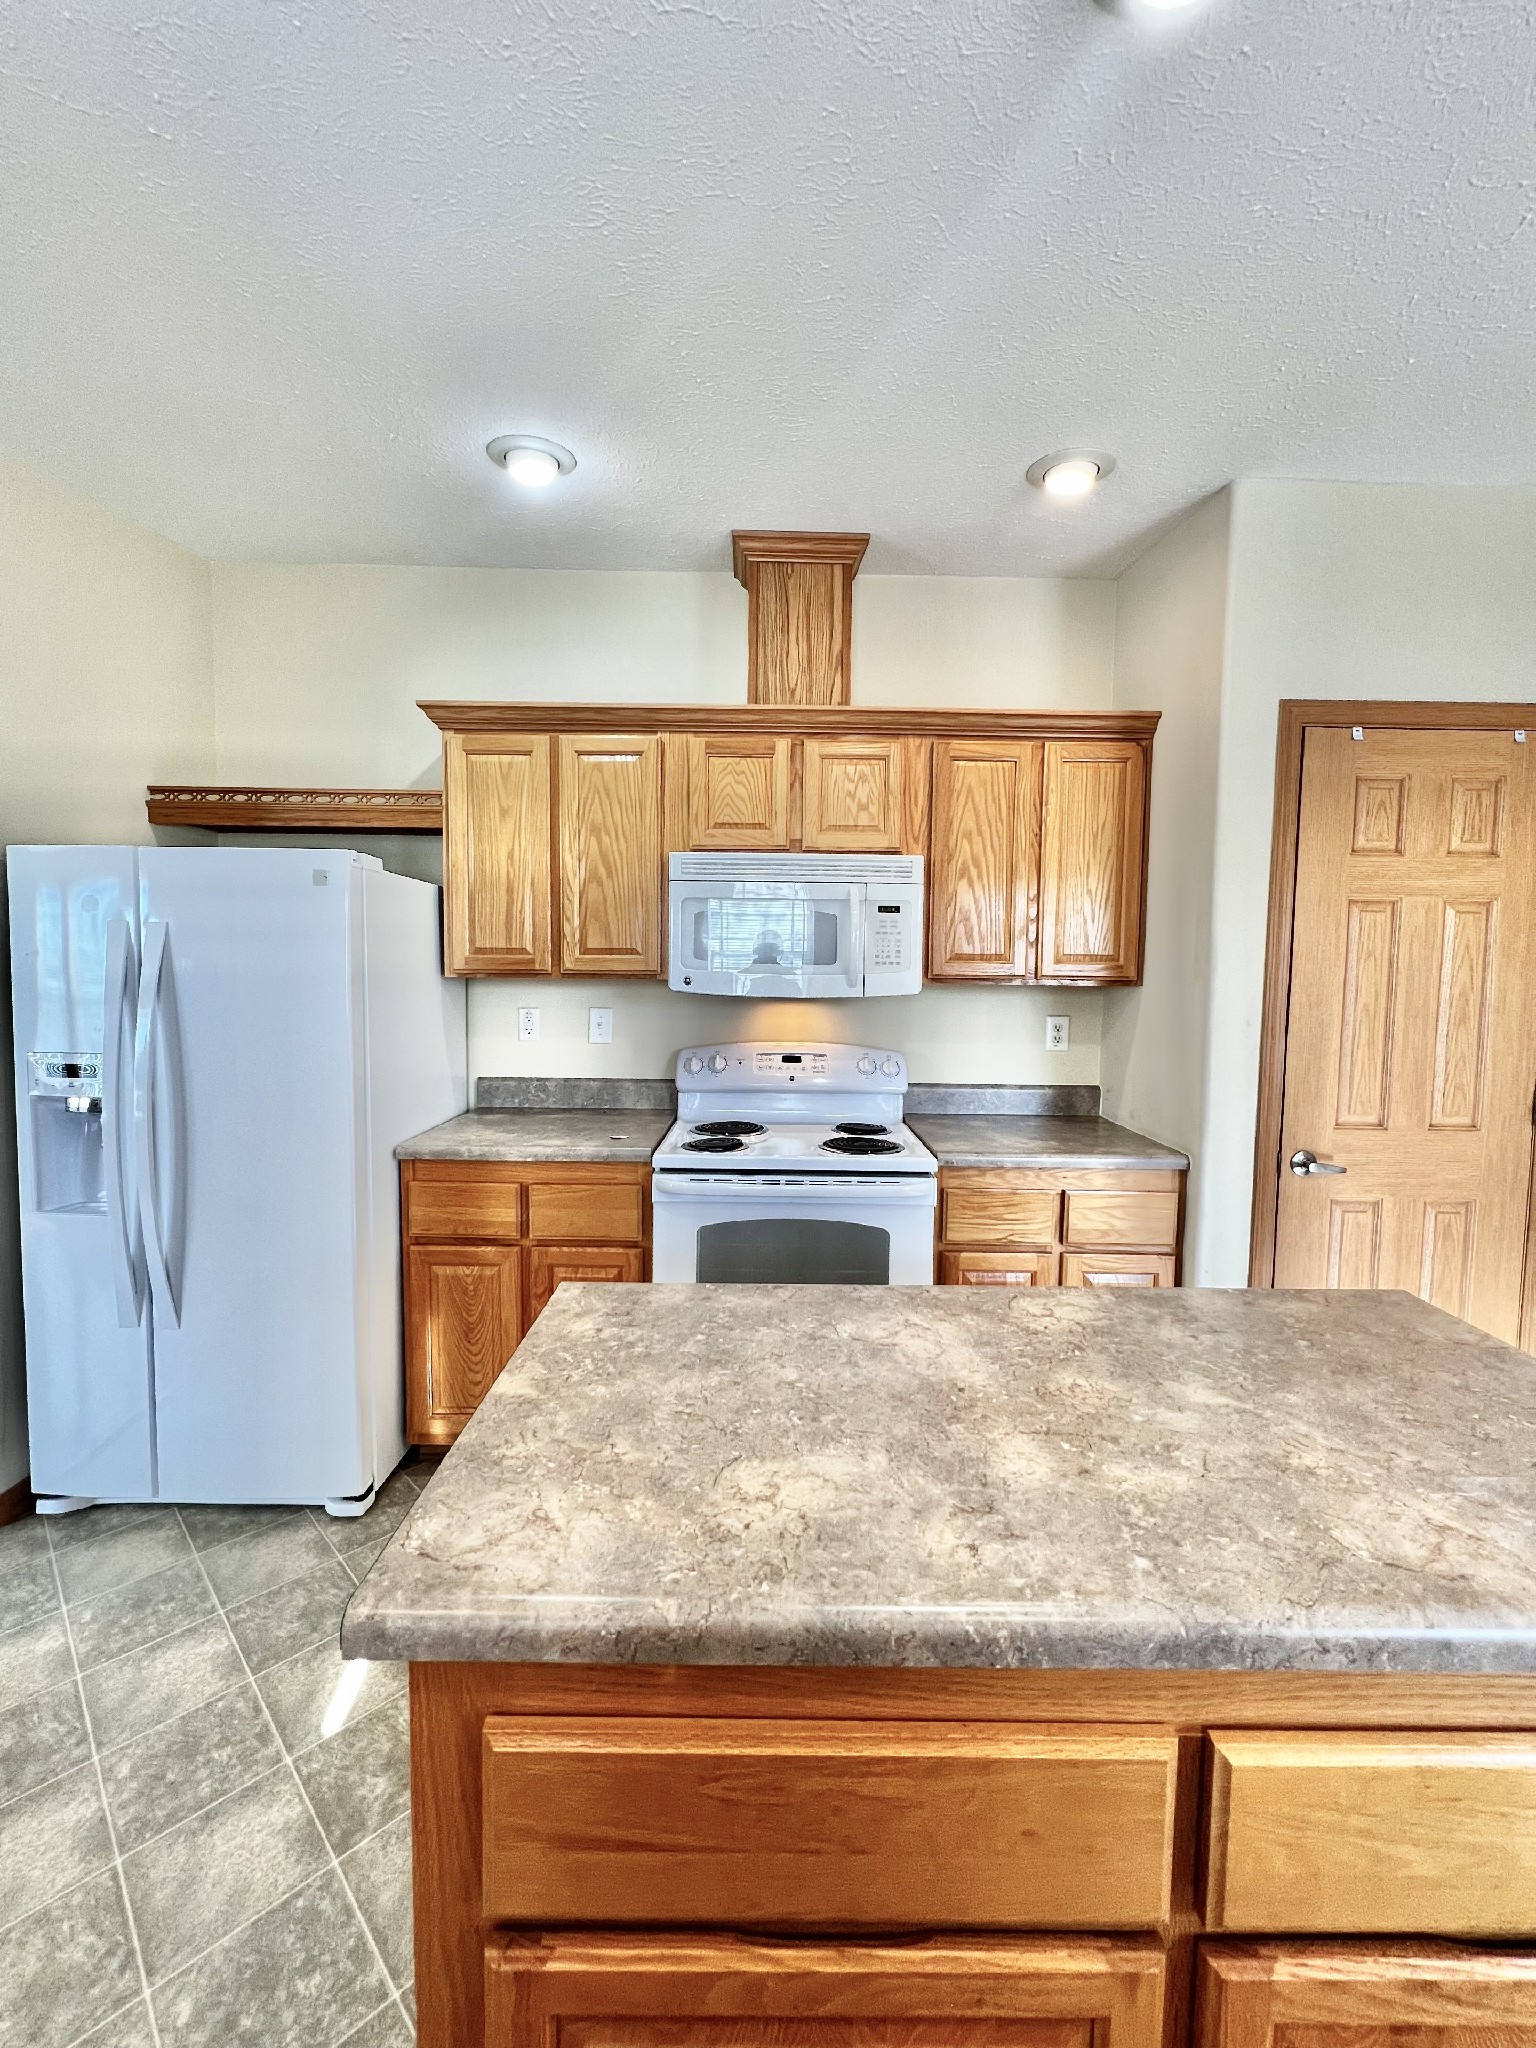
[707,1052,728,1073]
[682,1054,703,1075]
[880,1056,901,1077]
[856,1056,877,1076]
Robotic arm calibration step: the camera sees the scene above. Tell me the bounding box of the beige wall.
[208,562,1119,1087]
[1197,479,1536,1285]
[0,456,212,1492]
[1100,490,1231,1270]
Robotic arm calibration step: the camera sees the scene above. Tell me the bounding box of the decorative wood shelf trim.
[418,702,1161,741]
[730,529,871,584]
[146,786,444,831]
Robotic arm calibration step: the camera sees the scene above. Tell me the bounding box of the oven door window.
[696,1218,890,1284]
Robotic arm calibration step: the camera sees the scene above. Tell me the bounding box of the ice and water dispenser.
[28,1051,106,1213]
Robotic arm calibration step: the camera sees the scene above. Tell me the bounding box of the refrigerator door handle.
[133,919,184,1327]
[103,914,145,1328]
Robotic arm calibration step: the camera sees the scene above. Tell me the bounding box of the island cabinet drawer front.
[404,1167,523,1242]
[1062,1191,1178,1251]
[525,1177,646,1245]
[941,1179,1061,1249]
[1205,1730,1536,1935]
[485,1931,1168,2048]
[481,1718,1179,1930]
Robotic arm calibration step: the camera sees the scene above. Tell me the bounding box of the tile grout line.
[44,1515,167,2048]
[336,1991,411,2047]
[175,1507,414,2041]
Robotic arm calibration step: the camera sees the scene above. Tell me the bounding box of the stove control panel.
[752,1050,829,1079]
[675,1044,905,1090]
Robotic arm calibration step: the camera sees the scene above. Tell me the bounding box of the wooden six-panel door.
[1273,727,1536,1341]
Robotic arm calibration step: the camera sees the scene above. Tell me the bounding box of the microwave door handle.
[103,915,145,1328]
[845,888,863,991]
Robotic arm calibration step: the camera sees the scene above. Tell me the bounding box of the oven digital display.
[751,1050,829,1077]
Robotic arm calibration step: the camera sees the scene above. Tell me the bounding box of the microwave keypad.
[871,905,907,971]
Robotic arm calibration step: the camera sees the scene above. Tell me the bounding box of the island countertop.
[342,1283,1536,1674]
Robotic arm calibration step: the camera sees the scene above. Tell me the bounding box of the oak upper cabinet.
[802,737,916,852]
[558,736,663,976]
[682,734,792,849]
[442,732,553,975]
[1038,740,1147,984]
[928,740,1041,980]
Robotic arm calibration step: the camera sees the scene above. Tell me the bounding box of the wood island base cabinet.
[408,1662,1536,2048]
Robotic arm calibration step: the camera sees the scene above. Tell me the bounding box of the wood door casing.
[558,736,663,976]
[1196,1942,1536,2048]
[442,732,553,974]
[1038,741,1147,983]
[486,1932,1167,2048]
[527,1244,645,1323]
[929,741,1042,981]
[404,1242,522,1443]
[1272,727,1536,1342]
[683,735,792,849]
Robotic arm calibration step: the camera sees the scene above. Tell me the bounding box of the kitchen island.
[344,1285,1536,2048]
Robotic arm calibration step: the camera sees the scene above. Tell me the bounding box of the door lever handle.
[1290,1149,1347,1177]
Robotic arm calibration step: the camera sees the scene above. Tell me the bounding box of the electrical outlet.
[518,1007,540,1043]
[1045,1014,1070,1052]
[588,1007,614,1045]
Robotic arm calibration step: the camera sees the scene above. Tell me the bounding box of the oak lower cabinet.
[485,1932,1168,2048]
[401,1160,650,1445]
[937,1168,1184,1289]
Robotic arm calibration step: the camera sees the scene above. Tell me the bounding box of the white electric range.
[651,1042,938,1285]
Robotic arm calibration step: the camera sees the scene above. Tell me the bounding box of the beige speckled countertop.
[343,1284,1536,1673]
[396,1108,1186,1170]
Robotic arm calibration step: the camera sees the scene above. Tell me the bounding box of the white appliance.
[652,1041,937,1284]
[8,846,467,1516]
[667,853,922,998]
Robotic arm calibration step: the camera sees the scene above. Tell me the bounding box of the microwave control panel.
[869,901,912,972]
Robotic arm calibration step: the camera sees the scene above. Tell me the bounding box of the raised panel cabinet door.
[1061,1254,1176,1289]
[1273,728,1536,1345]
[940,1251,1060,1287]
[801,738,905,852]
[1196,1941,1536,2048]
[1038,741,1147,984]
[442,732,553,975]
[527,1244,646,1323]
[405,1243,523,1445]
[929,741,1041,981]
[486,1931,1167,2048]
[558,736,663,976]
[683,735,792,849]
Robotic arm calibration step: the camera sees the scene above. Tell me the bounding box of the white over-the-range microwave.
[667,853,922,998]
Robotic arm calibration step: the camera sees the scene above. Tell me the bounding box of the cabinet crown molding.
[417,702,1160,740]
[730,530,871,584]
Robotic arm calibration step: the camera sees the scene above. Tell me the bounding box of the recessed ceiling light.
[1026,452,1116,500]
[486,434,577,488]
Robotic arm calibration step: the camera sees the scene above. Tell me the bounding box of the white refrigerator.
[8,846,466,1516]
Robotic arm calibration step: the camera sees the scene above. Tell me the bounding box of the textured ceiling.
[1,0,1532,574]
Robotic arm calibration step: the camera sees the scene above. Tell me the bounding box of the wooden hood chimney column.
[731,531,870,707]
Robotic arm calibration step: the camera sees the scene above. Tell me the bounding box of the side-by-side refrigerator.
[8,846,467,1515]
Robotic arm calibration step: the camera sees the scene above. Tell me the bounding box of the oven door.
[651,1171,936,1285]
[668,882,863,998]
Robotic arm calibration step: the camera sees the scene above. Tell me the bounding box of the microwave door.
[675,884,859,997]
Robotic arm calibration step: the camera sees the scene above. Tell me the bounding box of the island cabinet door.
[486,1932,1167,2048]
[404,1243,523,1445]
[1195,1943,1536,2048]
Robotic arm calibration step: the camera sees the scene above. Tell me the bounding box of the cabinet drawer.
[483,1717,1178,1930]
[525,1177,645,1245]
[940,1177,1060,1249]
[1206,1729,1536,1935]
[404,1166,523,1243]
[1063,1191,1178,1251]
[940,1251,1059,1288]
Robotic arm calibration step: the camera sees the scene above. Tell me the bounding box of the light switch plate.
[518,1007,540,1042]
[589,1007,614,1045]
[1045,1014,1070,1052]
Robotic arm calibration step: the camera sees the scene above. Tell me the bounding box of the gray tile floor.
[0,1467,426,2048]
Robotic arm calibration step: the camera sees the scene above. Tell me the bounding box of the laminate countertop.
[396,1109,673,1164]
[342,1284,1536,1673]
[396,1109,1186,1170]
